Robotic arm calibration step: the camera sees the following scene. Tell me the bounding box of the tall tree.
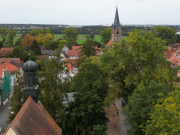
[100,28,111,44]
[35,33,53,46]
[89,32,95,39]
[125,81,172,135]
[100,30,177,101]
[145,89,180,135]
[8,71,23,122]
[31,40,41,55]
[7,29,17,46]
[80,38,97,57]
[0,27,9,45]
[154,26,176,45]
[63,27,79,47]
[38,52,70,126]
[67,91,109,134]
[71,61,109,100]
[21,34,35,49]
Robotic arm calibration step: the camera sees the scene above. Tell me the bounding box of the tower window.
[117,31,119,34]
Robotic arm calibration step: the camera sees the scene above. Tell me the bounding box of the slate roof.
[9,60,24,68]
[4,96,62,135]
[111,8,122,30]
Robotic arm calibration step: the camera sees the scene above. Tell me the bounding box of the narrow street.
[0,101,11,132]
[116,98,132,135]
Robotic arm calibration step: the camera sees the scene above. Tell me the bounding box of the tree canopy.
[100,30,177,101]
[63,27,79,47]
[125,81,172,135]
[100,28,111,44]
[67,91,109,134]
[145,89,180,135]
[154,26,176,45]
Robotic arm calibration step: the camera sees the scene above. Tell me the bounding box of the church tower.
[22,60,38,103]
[111,8,122,44]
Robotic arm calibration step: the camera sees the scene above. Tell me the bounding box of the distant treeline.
[0,24,179,36]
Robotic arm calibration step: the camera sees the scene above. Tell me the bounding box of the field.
[0,34,126,45]
[54,34,102,44]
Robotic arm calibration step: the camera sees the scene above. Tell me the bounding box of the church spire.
[112,7,121,29]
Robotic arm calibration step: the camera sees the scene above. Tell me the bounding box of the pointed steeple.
[112,7,121,29]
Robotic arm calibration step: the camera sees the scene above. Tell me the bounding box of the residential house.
[0,47,14,58]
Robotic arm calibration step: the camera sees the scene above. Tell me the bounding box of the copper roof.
[4,96,62,135]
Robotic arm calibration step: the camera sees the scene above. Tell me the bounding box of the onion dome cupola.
[22,60,38,73]
[22,60,39,103]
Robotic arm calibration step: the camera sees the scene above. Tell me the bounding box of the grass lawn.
[0,34,126,46]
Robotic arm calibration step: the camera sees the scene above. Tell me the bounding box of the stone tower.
[111,8,122,44]
[22,60,38,103]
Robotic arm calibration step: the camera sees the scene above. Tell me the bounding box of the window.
[75,52,77,55]
[117,31,119,34]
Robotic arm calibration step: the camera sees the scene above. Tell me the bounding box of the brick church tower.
[111,8,122,44]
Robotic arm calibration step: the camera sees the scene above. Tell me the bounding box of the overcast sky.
[0,0,179,25]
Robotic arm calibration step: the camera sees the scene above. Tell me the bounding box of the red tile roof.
[0,58,22,65]
[106,39,112,47]
[65,59,77,67]
[67,50,81,56]
[71,46,82,50]
[4,96,62,135]
[0,62,19,78]
[37,55,49,60]
[0,47,14,57]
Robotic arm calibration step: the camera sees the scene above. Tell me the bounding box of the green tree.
[91,125,107,135]
[6,45,25,58]
[0,27,9,45]
[76,54,88,68]
[80,38,97,57]
[100,30,177,101]
[89,32,95,39]
[38,52,70,126]
[7,29,17,46]
[20,51,38,62]
[0,41,3,49]
[67,91,109,134]
[8,71,23,122]
[31,40,41,55]
[63,27,79,47]
[145,89,180,135]
[100,28,111,44]
[71,61,109,100]
[30,28,52,36]
[154,26,176,45]
[125,81,172,135]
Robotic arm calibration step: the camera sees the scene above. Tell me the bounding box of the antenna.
[29,53,31,60]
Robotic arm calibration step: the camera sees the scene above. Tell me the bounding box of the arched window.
[117,31,119,34]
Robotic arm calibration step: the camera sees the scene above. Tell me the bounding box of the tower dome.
[22,60,38,72]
